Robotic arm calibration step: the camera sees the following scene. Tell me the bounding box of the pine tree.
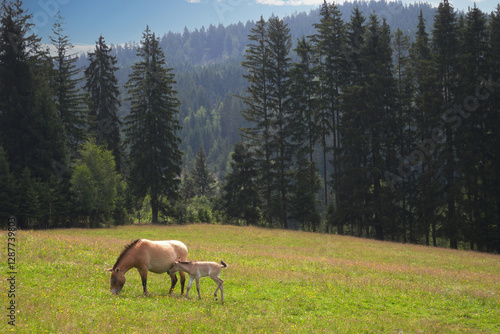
[240,17,273,224]
[192,147,216,197]
[290,37,319,165]
[392,28,413,242]
[124,26,182,224]
[84,35,122,170]
[432,0,460,249]
[487,5,500,252]
[310,0,347,209]
[222,142,260,226]
[455,4,489,250]
[409,10,441,246]
[50,11,86,154]
[0,0,66,180]
[338,6,369,237]
[266,16,293,229]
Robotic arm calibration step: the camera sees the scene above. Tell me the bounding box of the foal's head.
[166,261,180,275]
[107,267,126,294]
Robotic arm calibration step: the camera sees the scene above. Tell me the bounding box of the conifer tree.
[310,0,347,207]
[290,37,319,165]
[192,147,216,197]
[409,10,441,246]
[0,0,66,180]
[487,5,500,252]
[337,7,368,237]
[222,142,260,226]
[456,4,489,250]
[240,17,273,224]
[266,16,293,229]
[392,28,414,242]
[432,0,460,248]
[84,35,122,170]
[50,11,86,154]
[124,26,182,224]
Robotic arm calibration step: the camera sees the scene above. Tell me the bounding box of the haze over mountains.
[25,0,498,51]
[69,1,439,172]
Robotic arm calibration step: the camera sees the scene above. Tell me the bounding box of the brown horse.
[107,239,188,295]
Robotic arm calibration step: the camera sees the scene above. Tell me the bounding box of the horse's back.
[141,239,188,273]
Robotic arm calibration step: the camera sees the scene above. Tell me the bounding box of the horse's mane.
[112,239,141,270]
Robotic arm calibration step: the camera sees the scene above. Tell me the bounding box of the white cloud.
[256,0,324,5]
[184,0,202,3]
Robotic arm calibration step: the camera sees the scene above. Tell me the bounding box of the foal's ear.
[106,268,113,272]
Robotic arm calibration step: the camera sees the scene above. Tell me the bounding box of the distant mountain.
[76,1,438,172]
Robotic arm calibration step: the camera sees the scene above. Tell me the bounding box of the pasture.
[2,224,499,333]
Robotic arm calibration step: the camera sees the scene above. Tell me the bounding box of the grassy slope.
[2,224,499,333]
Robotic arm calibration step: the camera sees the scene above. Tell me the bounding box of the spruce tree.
[290,37,319,165]
[50,11,86,154]
[240,17,273,224]
[266,16,293,229]
[338,7,369,237]
[310,0,347,208]
[192,147,216,197]
[222,142,260,226]
[84,35,122,170]
[124,27,182,224]
[0,0,66,180]
[456,4,489,250]
[409,10,441,246]
[392,28,414,242]
[432,0,460,248]
[487,5,500,252]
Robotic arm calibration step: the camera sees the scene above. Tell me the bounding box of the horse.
[167,260,227,303]
[107,239,188,295]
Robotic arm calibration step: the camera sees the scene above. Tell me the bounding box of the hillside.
[75,1,438,172]
[8,224,500,333]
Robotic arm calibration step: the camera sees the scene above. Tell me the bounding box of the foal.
[167,260,227,303]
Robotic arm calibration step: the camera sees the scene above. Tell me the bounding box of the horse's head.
[107,268,125,294]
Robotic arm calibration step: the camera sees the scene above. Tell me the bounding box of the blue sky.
[22,0,499,51]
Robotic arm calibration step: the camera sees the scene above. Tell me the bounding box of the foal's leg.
[168,272,178,294]
[212,276,224,302]
[196,277,201,299]
[179,271,186,295]
[186,275,195,298]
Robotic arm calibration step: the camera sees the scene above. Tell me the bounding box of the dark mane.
[112,239,141,269]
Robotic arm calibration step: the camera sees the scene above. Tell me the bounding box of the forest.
[1,0,499,253]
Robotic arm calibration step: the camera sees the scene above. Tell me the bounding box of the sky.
[20,0,499,53]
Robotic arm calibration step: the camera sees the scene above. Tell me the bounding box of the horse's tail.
[220,260,228,268]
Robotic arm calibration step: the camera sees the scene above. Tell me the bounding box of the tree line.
[222,0,500,252]
[1,0,499,253]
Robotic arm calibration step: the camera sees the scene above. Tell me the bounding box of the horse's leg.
[139,268,148,295]
[179,271,186,295]
[168,272,178,294]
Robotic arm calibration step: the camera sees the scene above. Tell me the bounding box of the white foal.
[167,260,227,303]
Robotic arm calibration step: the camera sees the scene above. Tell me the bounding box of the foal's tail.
[220,260,228,268]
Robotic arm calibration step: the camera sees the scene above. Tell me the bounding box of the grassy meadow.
[2,224,499,333]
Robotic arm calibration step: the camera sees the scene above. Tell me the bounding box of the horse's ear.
[106,268,113,272]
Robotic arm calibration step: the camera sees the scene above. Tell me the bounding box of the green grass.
[2,224,499,333]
